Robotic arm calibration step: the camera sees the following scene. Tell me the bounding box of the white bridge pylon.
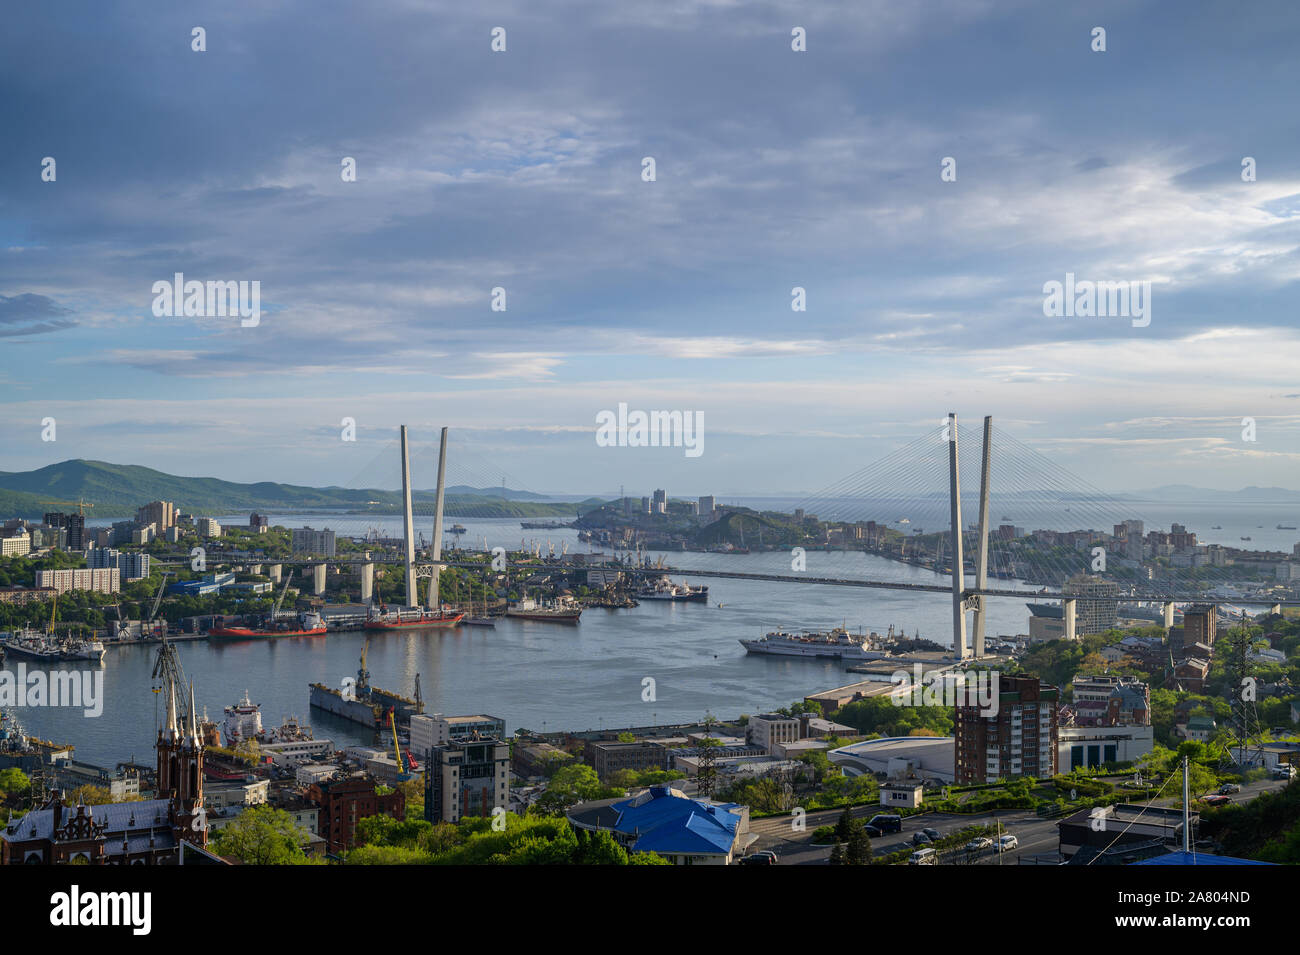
[948,413,993,661]
[398,424,450,610]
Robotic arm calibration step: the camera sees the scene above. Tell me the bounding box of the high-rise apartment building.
[136,501,176,531]
[291,526,336,556]
[1064,573,1119,635]
[954,677,1058,784]
[35,567,120,595]
[1182,604,1217,649]
[43,513,85,550]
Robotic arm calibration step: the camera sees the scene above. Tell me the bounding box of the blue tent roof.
[1133,851,1274,865]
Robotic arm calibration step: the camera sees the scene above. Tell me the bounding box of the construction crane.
[148,572,173,623]
[388,709,412,781]
[271,569,295,620]
[43,498,95,516]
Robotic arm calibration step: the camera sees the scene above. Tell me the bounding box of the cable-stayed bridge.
[179,418,1299,659]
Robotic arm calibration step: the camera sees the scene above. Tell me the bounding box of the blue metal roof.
[1133,851,1274,865]
[610,785,740,856]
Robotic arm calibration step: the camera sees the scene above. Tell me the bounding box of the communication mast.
[1222,624,1263,770]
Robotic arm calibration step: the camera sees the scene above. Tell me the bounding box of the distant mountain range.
[0,460,593,519]
[1125,485,1300,502]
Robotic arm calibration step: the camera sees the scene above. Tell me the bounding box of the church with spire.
[0,642,209,865]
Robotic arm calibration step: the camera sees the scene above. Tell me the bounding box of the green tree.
[210,805,310,865]
[0,768,30,795]
[844,823,872,865]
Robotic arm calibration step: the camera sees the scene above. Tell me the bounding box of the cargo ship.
[363,605,465,630]
[505,596,581,623]
[636,576,709,603]
[739,627,883,661]
[209,612,327,640]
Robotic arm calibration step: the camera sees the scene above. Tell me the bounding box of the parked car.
[908,847,937,865]
[911,832,932,847]
[965,836,992,851]
[740,850,777,865]
[868,814,903,833]
[1218,783,1242,794]
[995,834,1018,852]
[1272,765,1295,780]
[921,827,941,840]
[863,825,884,838]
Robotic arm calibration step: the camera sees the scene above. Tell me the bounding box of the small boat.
[459,600,496,627]
[1278,524,1297,530]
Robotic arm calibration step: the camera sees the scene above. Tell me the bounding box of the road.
[745,777,1292,865]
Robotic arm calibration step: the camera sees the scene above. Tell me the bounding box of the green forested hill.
[0,460,593,518]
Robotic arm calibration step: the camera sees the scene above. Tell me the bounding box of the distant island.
[0,459,595,518]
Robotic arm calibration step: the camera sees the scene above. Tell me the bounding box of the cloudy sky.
[3,0,1300,497]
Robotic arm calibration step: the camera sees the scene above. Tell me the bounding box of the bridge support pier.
[360,563,374,603]
[313,563,327,596]
[1163,601,1175,629]
[269,564,282,584]
[1063,598,1077,641]
[1270,602,1283,616]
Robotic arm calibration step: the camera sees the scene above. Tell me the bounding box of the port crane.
[270,569,295,620]
[147,572,174,636]
[388,709,416,781]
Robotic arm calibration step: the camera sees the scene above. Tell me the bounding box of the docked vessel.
[0,631,62,662]
[636,576,709,603]
[739,627,883,661]
[521,520,570,530]
[223,690,263,745]
[209,612,327,640]
[223,690,313,746]
[505,596,581,623]
[363,605,465,630]
[309,636,423,728]
[58,637,106,663]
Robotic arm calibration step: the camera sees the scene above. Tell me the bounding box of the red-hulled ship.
[209,612,328,640]
[363,604,465,630]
